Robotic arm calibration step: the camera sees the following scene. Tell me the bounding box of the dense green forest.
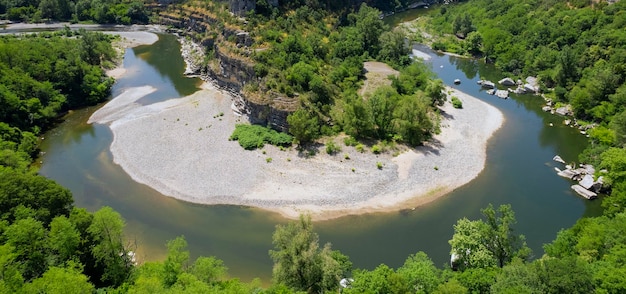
[245,4,445,146]
[0,0,149,23]
[2,0,626,292]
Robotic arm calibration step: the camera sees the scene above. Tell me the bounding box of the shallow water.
[39,32,601,283]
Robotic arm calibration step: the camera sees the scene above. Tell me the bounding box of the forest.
[2,0,626,293]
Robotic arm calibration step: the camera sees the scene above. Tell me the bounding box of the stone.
[571,185,598,199]
[523,83,537,93]
[579,174,594,190]
[555,106,572,116]
[553,155,566,164]
[499,77,516,86]
[542,106,552,112]
[481,80,495,89]
[495,90,509,99]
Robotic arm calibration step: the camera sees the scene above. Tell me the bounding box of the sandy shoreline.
[90,78,504,220]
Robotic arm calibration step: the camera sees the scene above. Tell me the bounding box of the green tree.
[21,264,94,294]
[344,264,410,294]
[47,215,81,266]
[269,214,347,293]
[396,251,442,293]
[3,217,47,280]
[163,236,190,287]
[449,204,531,271]
[88,206,133,287]
[287,108,320,144]
[377,30,408,65]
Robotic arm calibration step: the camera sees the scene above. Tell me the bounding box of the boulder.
[571,185,598,200]
[495,90,509,99]
[499,77,516,86]
[558,169,577,179]
[481,80,496,89]
[579,174,594,190]
[553,155,566,164]
[486,89,495,95]
[542,106,552,112]
[555,106,572,116]
[523,83,537,93]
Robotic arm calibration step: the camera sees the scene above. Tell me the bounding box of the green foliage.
[88,206,133,287]
[427,0,626,122]
[325,140,341,155]
[345,264,410,294]
[396,252,442,293]
[449,204,531,271]
[0,33,114,133]
[287,109,319,145]
[230,124,293,150]
[21,264,95,294]
[269,215,348,293]
[451,96,463,109]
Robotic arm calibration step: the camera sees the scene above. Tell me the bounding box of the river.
[39,30,601,283]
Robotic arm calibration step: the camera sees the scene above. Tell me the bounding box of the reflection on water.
[40,32,601,283]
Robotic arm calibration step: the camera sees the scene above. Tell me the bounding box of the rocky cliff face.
[229,0,255,16]
[160,8,294,132]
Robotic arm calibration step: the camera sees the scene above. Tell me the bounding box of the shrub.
[355,144,365,153]
[326,141,341,155]
[451,96,463,109]
[266,157,272,163]
[344,136,358,146]
[376,162,383,169]
[371,144,383,154]
[229,124,293,150]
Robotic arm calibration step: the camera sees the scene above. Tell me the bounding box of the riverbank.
[89,77,503,220]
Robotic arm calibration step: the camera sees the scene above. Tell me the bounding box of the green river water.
[39,27,601,283]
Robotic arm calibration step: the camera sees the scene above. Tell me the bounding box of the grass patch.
[229,124,293,150]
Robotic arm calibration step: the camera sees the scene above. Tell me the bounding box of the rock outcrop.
[160,5,296,132]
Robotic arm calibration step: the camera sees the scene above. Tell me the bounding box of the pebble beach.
[90,31,505,221]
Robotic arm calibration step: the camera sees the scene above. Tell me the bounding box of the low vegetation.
[229,124,293,150]
[451,96,463,108]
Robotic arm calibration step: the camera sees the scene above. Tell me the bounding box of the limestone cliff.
[159,3,296,132]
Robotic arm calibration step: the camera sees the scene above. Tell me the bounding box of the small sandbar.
[90,80,503,221]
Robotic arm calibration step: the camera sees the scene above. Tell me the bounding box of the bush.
[451,96,463,108]
[376,162,383,169]
[326,141,341,155]
[371,144,383,154]
[355,144,365,153]
[343,136,358,146]
[229,124,293,150]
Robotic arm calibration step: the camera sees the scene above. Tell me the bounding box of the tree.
[482,204,531,268]
[21,264,94,294]
[449,204,531,271]
[287,108,320,145]
[344,264,409,294]
[47,216,81,266]
[353,4,386,58]
[378,30,408,65]
[87,206,133,287]
[163,236,190,287]
[269,214,347,293]
[396,252,442,293]
[3,217,47,280]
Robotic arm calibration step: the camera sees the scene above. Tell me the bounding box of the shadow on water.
[40,32,603,283]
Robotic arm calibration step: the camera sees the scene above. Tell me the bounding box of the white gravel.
[89,82,504,220]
